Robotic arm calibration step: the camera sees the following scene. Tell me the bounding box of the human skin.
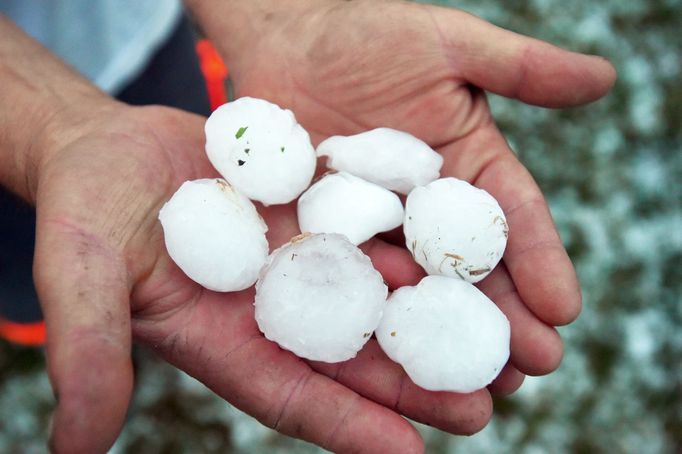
[0,1,615,453]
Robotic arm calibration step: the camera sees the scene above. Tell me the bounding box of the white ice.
[376,275,510,393]
[317,127,443,194]
[205,97,316,205]
[255,233,387,363]
[297,172,404,245]
[404,177,508,283]
[158,178,269,291]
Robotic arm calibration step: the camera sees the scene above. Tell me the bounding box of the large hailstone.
[404,177,508,283]
[255,233,387,363]
[317,127,443,194]
[205,97,316,205]
[297,172,404,245]
[376,276,510,393]
[158,178,269,292]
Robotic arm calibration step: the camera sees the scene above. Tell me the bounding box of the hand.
[195,0,616,442]
[32,102,433,453]
[223,0,615,364]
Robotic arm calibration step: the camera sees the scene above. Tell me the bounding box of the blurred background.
[1,0,680,452]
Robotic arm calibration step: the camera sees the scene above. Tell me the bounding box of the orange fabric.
[196,39,229,110]
[0,318,46,347]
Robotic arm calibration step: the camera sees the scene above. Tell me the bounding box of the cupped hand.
[33,103,447,453]
[204,0,617,439]
[222,0,615,383]
[35,1,617,451]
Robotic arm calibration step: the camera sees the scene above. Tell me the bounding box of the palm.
[35,106,295,337]
[33,105,299,451]
[234,2,479,145]
[214,0,620,448]
[36,105,220,310]
[109,108,491,445]
[231,0,583,381]
[35,1,616,450]
[35,104,466,452]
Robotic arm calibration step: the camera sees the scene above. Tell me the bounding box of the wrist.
[35,97,124,168]
[0,15,114,203]
[1,84,116,205]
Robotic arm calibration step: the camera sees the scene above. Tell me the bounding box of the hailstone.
[297,172,404,245]
[404,178,508,283]
[317,127,443,194]
[376,275,510,393]
[158,178,269,292]
[205,97,316,205]
[255,233,387,363]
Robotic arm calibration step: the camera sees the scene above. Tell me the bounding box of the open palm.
[35,104,453,453]
[223,0,616,391]
[37,2,615,453]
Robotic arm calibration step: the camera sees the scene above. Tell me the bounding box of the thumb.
[432,6,617,107]
[34,215,133,453]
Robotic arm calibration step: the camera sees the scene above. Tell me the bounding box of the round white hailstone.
[316,127,443,194]
[297,172,404,245]
[376,275,510,393]
[205,97,316,205]
[255,233,387,363]
[158,178,269,292]
[404,177,508,283]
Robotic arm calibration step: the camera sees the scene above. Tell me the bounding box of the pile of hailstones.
[159,97,510,393]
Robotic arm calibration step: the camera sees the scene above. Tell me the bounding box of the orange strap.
[196,39,229,111]
[0,318,46,347]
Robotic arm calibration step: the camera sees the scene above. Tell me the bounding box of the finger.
[310,341,493,436]
[431,6,616,107]
[360,238,425,289]
[439,122,582,326]
[487,362,525,396]
[34,217,133,454]
[477,264,563,376]
[148,293,424,454]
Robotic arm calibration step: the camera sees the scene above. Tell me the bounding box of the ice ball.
[317,127,443,194]
[404,177,508,283]
[297,172,404,245]
[255,233,387,363]
[205,97,316,205]
[158,178,269,291]
[376,275,510,393]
